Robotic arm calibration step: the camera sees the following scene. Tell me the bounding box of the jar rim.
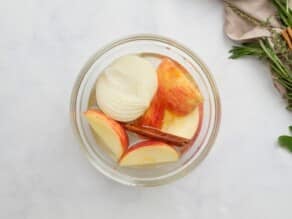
[70,34,221,186]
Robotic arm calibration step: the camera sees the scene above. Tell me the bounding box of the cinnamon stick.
[282,29,292,49]
[288,27,292,41]
[124,123,190,147]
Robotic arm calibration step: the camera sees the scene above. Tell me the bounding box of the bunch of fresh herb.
[272,0,292,27]
[227,0,292,151]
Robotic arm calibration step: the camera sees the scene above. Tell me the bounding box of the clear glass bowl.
[70,34,221,186]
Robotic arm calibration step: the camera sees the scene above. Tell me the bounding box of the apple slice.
[84,110,129,160]
[136,89,165,129]
[162,104,203,139]
[119,140,179,166]
[157,58,203,115]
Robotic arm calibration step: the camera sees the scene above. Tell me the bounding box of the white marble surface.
[0,0,291,218]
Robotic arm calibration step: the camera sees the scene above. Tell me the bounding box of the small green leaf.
[278,135,292,152]
[289,126,292,133]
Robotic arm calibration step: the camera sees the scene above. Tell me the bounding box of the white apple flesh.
[162,106,202,139]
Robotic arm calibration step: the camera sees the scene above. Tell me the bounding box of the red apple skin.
[84,109,129,151]
[157,58,203,116]
[137,89,165,129]
[119,140,178,163]
[181,104,204,153]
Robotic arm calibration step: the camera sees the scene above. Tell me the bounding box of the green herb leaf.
[278,135,292,152]
[289,126,292,132]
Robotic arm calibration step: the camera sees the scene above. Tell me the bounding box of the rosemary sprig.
[272,0,292,27]
[229,42,266,59]
[229,39,292,110]
[259,40,291,79]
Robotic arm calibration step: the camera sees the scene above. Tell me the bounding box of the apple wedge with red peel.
[157,58,203,116]
[84,110,129,160]
[119,140,179,167]
[137,89,165,129]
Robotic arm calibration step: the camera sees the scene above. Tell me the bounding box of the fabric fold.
[224,0,282,42]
